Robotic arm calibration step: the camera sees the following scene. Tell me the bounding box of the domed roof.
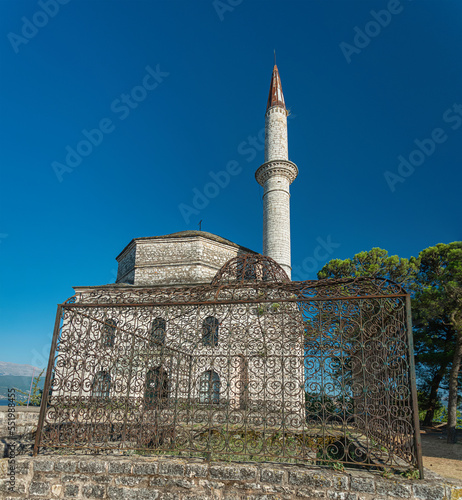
[211,254,290,285]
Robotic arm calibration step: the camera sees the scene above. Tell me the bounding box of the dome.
[211,254,290,285]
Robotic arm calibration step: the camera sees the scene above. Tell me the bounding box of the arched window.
[92,371,111,399]
[144,367,169,408]
[102,319,117,347]
[202,317,219,347]
[199,370,220,404]
[150,318,166,346]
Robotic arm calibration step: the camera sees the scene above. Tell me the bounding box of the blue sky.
[1,0,461,367]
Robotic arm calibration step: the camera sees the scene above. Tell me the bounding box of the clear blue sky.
[1,0,461,367]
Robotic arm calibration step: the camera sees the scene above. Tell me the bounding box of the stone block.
[83,484,106,498]
[54,460,77,473]
[79,460,106,474]
[133,462,158,475]
[198,479,225,490]
[108,461,132,474]
[33,460,54,472]
[413,484,446,500]
[115,475,144,486]
[327,492,357,500]
[14,459,30,475]
[261,468,284,484]
[376,479,412,498]
[288,469,333,488]
[51,484,63,497]
[158,460,185,477]
[350,476,375,493]
[185,463,208,478]
[210,464,257,481]
[108,486,160,499]
[29,481,50,496]
[64,484,80,497]
[62,473,90,482]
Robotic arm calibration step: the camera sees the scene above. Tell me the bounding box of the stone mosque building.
[56,64,304,421]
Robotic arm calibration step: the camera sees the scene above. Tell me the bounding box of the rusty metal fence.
[34,269,422,476]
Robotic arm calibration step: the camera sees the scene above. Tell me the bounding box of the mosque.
[54,64,305,423]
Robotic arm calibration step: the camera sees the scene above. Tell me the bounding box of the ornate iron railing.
[34,276,423,476]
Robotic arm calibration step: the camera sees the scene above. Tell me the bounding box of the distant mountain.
[0,361,43,377]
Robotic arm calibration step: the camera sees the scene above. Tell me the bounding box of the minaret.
[255,64,298,279]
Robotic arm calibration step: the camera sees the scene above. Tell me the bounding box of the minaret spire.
[255,63,298,279]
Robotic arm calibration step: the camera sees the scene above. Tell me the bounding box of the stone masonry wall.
[265,106,288,162]
[0,408,40,440]
[116,247,136,284]
[117,236,255,286]
[1,455,460,500]
[262,173,292,277]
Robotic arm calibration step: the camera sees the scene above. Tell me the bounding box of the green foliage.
[15,369,44,407]
[413,242,462,332]
[430,406,462,429]
[317,247,419,289]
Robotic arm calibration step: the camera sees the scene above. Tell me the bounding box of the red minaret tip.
[266,64,286,112]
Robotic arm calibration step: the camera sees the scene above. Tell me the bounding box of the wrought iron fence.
[34,260,422,476]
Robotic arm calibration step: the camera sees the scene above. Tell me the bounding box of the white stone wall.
[116,246,136,284]
[265,107,288,162]
[262,173,292,277]
[116,236,255,286]
[257,105,298,279]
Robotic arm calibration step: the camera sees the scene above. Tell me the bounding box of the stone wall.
[0,407,40,440]
[115,232,257,286]
[0,455,460,500]
[0,407,40,459]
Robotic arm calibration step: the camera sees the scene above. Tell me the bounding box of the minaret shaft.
[255,65,298,279]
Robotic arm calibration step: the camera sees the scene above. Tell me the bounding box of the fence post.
[405,295,424,479]
[33,304,63,456]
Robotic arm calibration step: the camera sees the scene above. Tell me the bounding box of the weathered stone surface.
[116,232,256,286]
[79,460,106,474]
[64,484,79,497]
[29,480,50,496]
[332,474,349,491]
[413,483,446,500]
[108,486,159,499]
[115,475,145,486]
[82,484,106,498]
[51,483,63,497]
[54,459,76,472]
[14,459,30,475]
[327,492,357,500]
[288,469,333,488]
[261,467,284,484]
[33,459,54,472]
[2,455,459,500]
[158,460,185,477]
[376,479,412,498]
[61,473,90,482]
[133,462,158,475]
[185,463,208,478]
[210,464,258,481]
[350,476,375,493]
[108,461,132,474]
[198,479,225,490]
